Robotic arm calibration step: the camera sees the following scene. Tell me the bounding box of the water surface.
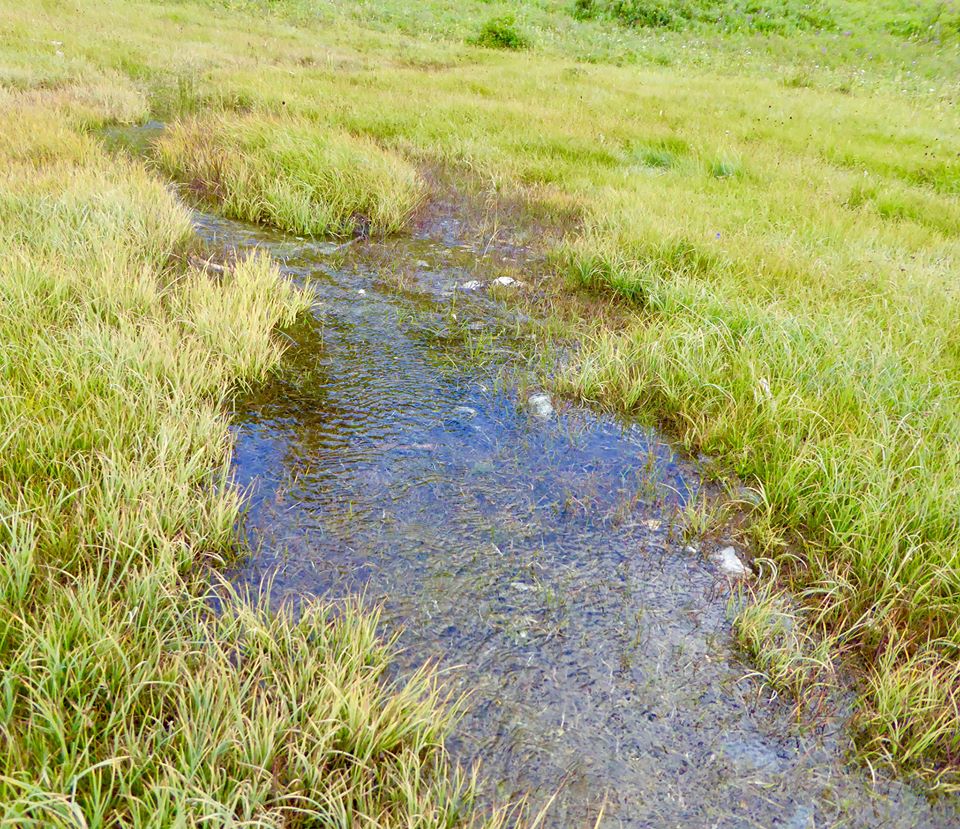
[191,210,956,829]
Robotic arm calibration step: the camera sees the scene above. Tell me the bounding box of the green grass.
[471,15,532,50]
[574,0,836,33]
[3,0,960,799]
[734,586,837,706]
[156,114,425,236]
[0,86,506,825]
[204,0,959,95]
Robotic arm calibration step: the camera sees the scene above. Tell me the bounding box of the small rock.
[712,546,751,578]
[683,544,700,555]
[492,275,525,289]
[461,280,484,291]
[642,518,662,531]
[357,288,366,296]
[510,582,536,593]
[526,393,554,418]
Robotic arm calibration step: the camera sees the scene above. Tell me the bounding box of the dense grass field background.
[2,0,960,816]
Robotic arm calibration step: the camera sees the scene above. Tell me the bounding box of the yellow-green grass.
[156,114,425,236]
[0,87,502,825]
[4,0,960,790]
[555,127,960,780]
[734,587,837,708]
[210,0,960,97]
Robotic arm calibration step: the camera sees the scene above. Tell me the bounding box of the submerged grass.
[4,0,960,795]
[0,87,504,825]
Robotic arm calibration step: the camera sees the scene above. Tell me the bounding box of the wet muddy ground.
[189,209,958,828]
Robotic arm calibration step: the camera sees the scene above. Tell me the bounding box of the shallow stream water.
[190,209,958,829]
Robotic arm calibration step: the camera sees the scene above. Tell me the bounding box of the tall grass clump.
[631,137,689,171]
[885,2,960,42]
[156,114,426,237]
[573,0,835,33]
[471,15,532,50]
[0,88,499,825]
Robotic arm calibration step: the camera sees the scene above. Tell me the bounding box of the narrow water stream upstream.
[191,209,956,828]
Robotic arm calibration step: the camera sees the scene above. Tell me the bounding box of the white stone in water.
[357,289,366,295]
[712,546,751,578]
[461,280,484,291]
[492,276,526,288]
[526,393,554,418]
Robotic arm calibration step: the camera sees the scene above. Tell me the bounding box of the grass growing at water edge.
[0,86,507,825]
[5,0,960,795]
[156,114,425,237]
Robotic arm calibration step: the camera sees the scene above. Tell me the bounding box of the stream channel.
[189,205,958,829]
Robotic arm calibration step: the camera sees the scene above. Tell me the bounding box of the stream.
[190,207,958,829]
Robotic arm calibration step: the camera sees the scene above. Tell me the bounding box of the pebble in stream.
[184,210,960,829]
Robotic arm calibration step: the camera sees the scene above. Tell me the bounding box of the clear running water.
[190,208,958,829]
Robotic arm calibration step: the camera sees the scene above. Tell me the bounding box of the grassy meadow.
[0,61,501,829]
[2,0,960,814]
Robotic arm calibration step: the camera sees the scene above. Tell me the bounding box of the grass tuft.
[734,587,836,704]
[156,114,426,237]
[471,15,532,50]
[632,138,688,171]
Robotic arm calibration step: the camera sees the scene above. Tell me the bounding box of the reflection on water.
[191,211,957,828]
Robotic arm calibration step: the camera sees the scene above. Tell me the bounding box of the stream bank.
[185,207,959,828]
